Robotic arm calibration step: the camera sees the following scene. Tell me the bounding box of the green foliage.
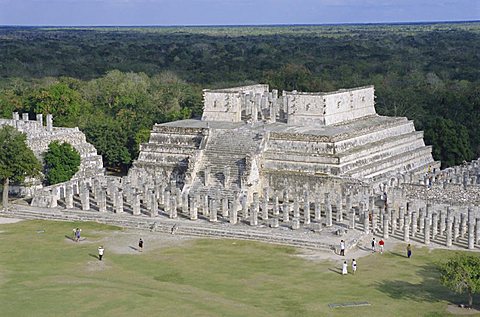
[43,141,81,185]
[423,117,474,168]
[0,125,42,184]
[439,253,480,307]
[0,125,42,207]
[83,118,132,169]
[26,81,85,127]
[0,24,479,168]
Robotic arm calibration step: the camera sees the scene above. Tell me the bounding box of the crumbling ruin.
[3,85,480,251]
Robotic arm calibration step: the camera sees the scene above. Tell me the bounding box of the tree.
[0,126,42,209]
[439,253,480,307]
[43,141,81,185]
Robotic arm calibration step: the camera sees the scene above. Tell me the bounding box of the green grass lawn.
[0,220,477,317]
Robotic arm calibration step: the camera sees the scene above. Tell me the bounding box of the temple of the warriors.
[3,84,480,252]
[132,84,439,201]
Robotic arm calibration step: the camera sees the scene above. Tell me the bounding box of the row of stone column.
[373,204,480,249]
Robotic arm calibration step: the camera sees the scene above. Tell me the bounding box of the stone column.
[250,202,258,226]
[404,212,410,242]
[325,193,332,227]
[335,200,342,222]
[349,208,355,229]
[432,212,439,240]
[46,114,53,132]
[304,201,311,225]
[446,214,453,247]
[230,199,238,224]
[314,196,321,222]
[189,196,198,220]
[291,218,300,230]
[383,212,389,239]
[399,207,405,231]
[150,191,158,217]
[261,197,269,221]
[48,187,58,208]
[132,192,141,216]
[115,190,124,213]
[170,197,177,219]
[204,166,211,186]
[391,210,397,235]
[461,212,468,238]
[241,196,248,220]
[440,209,446,235]
[424,215,431,245]
[419,207,425,233]
[468,207,475,250]
[164,191,171,215]
[222,198,229,218]
[203,195,209,217]
[65,183,74,209]
[98,188,107,213]
[453,215,460,242]
[363,210,370,233]
[36,113,43,126]
[283,201,290,222]
[80,187,90,211]
[411,211,418,238]
[181,193,189,216]
[209,199,218,222]
[293,198,300,219]
[273,195,279,216]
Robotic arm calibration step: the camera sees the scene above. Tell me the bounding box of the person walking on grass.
[342,261,348,275]
[379,239,385,254]
[407,244,412,258]
[352,259,357,274]
[98,246,104,261]
[371,237,376,252]
[340,240,345,256]
[138,238,144,252]
[75,228,81,242]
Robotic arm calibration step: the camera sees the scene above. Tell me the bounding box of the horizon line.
[1,19,479,28]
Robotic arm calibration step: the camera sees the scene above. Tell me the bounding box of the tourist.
[352,259,357,274]
[75,228,81,242]
[371,237,376,252]
[138,238,144,252]
[171,223,178,235]
[342,261,348,275]
[340,240,345,256]
[72,228,76,241]
[98,246,104,261]
[379,239,385,254]
[407,244,412,258]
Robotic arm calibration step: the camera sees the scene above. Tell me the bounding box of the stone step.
[348,146,434,180]
[1,206,335,250]
[338,133,427,174]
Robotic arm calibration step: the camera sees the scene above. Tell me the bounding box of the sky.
[0,0,478,26]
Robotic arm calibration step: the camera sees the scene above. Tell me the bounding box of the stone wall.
[0,112,104,194]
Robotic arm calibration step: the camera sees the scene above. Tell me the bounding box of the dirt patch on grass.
[93,229,197,255]
[0,217,23,224]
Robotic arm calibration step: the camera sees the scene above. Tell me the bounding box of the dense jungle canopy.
[0,23,478,170]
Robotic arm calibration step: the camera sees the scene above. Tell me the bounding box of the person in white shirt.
[342,261,348,275]
[98,246,105,261]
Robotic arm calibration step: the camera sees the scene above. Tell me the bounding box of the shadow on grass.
[389,251,407,258]
[328,267,343,275]
[64,235,75,241]
[89,253,99,260]
[129,246,138,251]
[376,264,463,305]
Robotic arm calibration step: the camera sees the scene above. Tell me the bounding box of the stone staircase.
[187,127,263,199]
[1,204,336,250]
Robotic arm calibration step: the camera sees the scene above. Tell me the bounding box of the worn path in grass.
[0,217,479,317]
